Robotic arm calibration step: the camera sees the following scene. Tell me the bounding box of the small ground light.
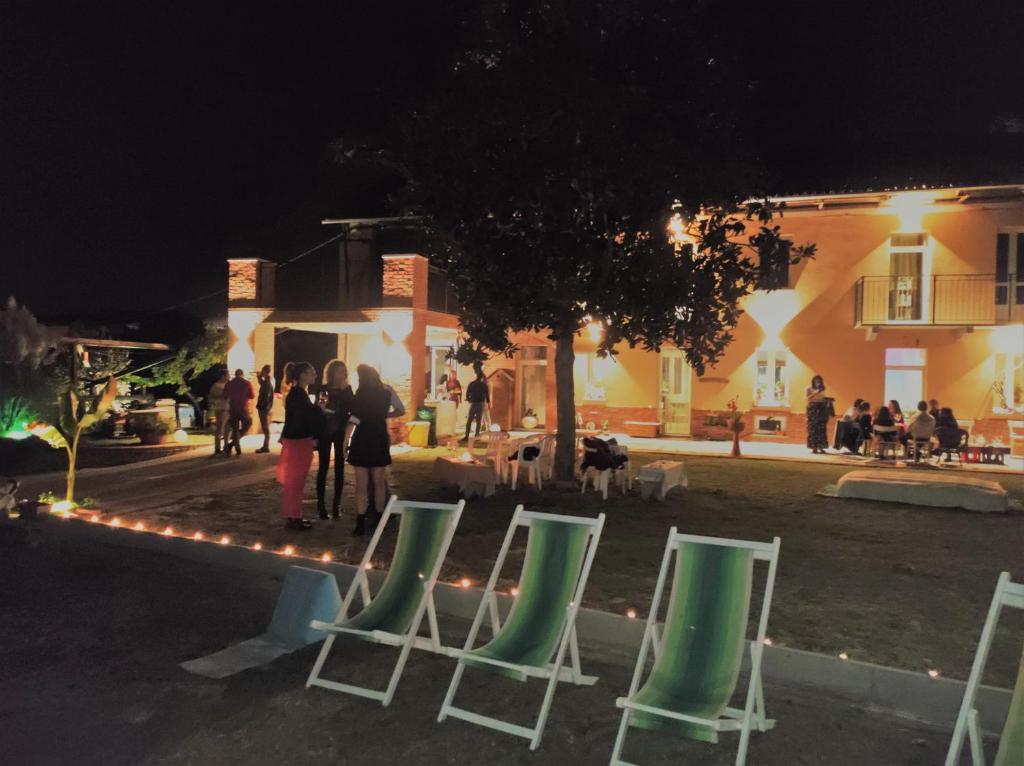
[763,637,774,646]
[460,577,472,589]
[133,521,145,531]
[365,562,373,570]
[626,608,637,619]
[320,552,332,563]
[838,652,849,661]
[219,535,230,545]
[111,517,122,527]
[510,587,519,597]
[282,545,295,556]
[88,515,99,523]
[193,531,203,541]
[252,542,262,551]
[162,526,173,536]
[928,669,940,679]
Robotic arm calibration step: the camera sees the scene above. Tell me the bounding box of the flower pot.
[522,415,538,429]
[730,421,745,457]
[137,431,168,446]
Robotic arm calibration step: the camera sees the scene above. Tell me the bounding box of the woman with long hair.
[316,359,354,519]
[805,374,830,454]
[345,364,405,536]
[277,362,325,530]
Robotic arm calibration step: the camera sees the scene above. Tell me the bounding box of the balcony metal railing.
[854,274,1023,326]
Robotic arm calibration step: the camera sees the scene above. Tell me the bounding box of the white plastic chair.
[475,432,510,484]
[507,434,548,487]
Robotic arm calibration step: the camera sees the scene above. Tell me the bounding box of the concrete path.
[17,435,279,513]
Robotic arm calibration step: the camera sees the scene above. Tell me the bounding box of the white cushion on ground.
[835,470,1008,512]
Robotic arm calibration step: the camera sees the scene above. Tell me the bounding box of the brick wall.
[382,255,428,309]
[228,261,258,303]
[575,403,659,432]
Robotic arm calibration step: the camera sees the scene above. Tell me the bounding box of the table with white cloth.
[434,456,497,498]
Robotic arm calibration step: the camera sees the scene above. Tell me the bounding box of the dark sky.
[2,1,1022,319]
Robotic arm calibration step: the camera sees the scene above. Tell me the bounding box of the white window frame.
[425,345,455,401]
[993,351,1024,414]
[581,353,610,401]
[753,348,790,408]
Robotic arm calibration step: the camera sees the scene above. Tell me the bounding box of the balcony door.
[995,231,1024,322]
[888,233,925,321]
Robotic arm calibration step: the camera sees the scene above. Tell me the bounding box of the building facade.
[227,184,1024,449]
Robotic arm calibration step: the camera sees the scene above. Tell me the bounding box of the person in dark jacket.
[255,365,274,453]
[315,359,354,520]
[462,370,490,441]
[277,363,325,530]
[346,364,404,536]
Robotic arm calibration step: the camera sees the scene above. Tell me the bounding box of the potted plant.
[134,417,173,445]
[726,396,745,456]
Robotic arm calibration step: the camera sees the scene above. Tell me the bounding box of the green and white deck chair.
[437,506,606,750]
[305,496,465,706]
[945,571,1024,766]
[610,529,781,766]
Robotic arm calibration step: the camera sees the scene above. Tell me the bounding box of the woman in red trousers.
[277,362,326,530]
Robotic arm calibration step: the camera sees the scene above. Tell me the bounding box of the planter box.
[624,420,659,438]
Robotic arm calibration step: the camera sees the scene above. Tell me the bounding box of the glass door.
[518,347,547,427]
[888,234,925,321]
[659,349,691,436]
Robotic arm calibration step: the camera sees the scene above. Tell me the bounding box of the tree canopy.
[339,0,815,477]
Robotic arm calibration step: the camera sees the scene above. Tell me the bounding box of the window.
[883,347,926,410]
[994,352,1024,414]
[424,346,454,399]
[753,348,789,407]
[888,233,926,321]
[995,231,1024,307]
[580,353,613,400]
[758,239,792,290]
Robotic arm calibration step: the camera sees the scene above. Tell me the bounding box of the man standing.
[255,364,274,454]
[223,368,254,456]
[463,369,489,441]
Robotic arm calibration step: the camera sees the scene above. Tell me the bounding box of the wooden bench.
[638,460,687,501]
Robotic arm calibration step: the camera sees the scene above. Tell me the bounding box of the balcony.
[854,274,1024,327]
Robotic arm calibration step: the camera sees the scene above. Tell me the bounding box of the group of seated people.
[834,398,966,460]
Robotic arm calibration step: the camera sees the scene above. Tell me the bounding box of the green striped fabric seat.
[466,519,590,680]
[630,542,754,743]
[995,644,1024,766]
[343,505,456,636]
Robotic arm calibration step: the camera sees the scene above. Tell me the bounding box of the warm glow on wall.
[227,309,264,373]
[886,191,938,233]
[989,324,1024,354]
[743,289,802,348]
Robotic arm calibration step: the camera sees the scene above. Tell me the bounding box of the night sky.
[3,1,1022,319]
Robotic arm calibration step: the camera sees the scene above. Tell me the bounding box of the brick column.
[227,258,276,308]
[382,254,429,309]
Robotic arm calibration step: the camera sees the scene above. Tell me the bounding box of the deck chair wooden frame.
[438,506,606,750]
[610,529,781,766]
[945,571,1024,766]
[305,496,465,706]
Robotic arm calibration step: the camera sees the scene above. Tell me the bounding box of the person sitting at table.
[871,405,899,457]
[934,407,964,461]
[846,401,873,454]
[888,399,909,444]
[906,400,936,461]
[834,398,864,450]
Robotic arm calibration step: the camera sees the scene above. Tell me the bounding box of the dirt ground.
[95,449,1024,688]
[0,526,964,766]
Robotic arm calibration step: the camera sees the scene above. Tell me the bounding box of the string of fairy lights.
[45,504,946,680]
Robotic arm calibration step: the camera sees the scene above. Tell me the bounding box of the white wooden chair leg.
[306,633,337,688]
[967,709,985,766]
[609,708,632,765]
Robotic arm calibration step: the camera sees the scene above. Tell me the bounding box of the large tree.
[346,1,814,479]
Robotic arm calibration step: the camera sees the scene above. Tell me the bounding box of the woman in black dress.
[805,375,830,454]
[316,360,354,520]
[277,362,326,531]
[345,364,405,535]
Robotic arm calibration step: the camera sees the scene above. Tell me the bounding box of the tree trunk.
[553,333,577,483]
[65,433,79,502]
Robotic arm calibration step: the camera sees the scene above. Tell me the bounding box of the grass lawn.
[116,448,1024,686]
